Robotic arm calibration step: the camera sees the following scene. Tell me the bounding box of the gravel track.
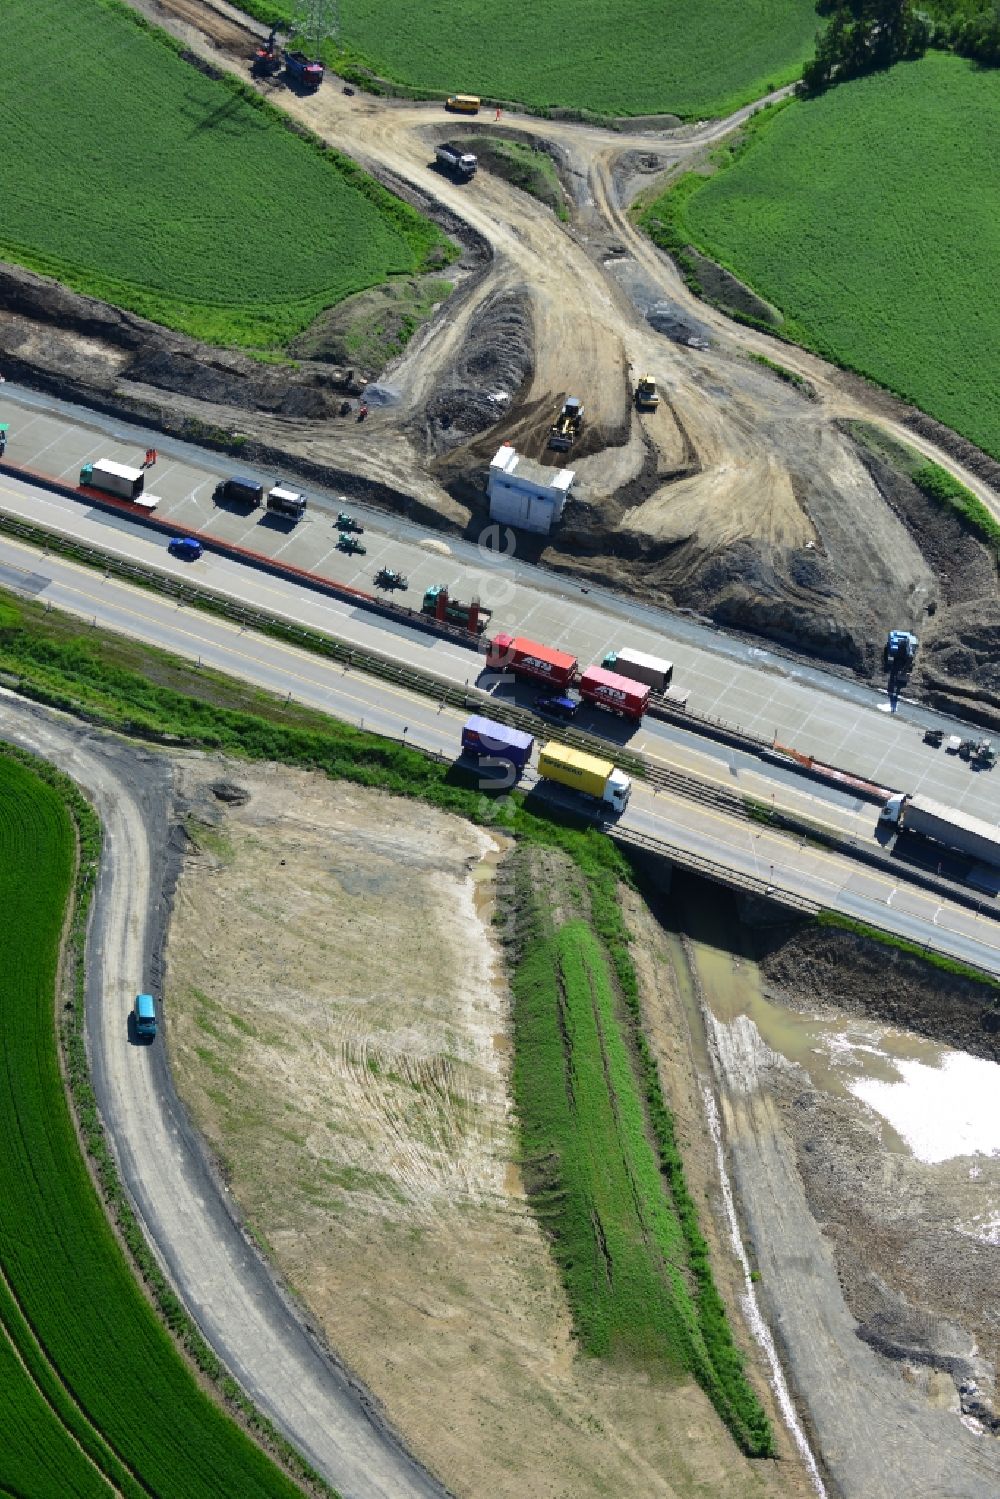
[0,694,452,1499]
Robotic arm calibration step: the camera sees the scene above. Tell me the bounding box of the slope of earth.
[671,879,1000,1499]
[164,759,809,1499]
[2,0,451,348]
[239,0,819,118]
[674,54,1000,459]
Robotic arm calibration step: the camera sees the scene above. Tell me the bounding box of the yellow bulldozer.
[635,373,659,411]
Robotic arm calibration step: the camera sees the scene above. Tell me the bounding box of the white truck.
[266,483,307,520]
[79,459,157,505]
[602,647,673,694]
[436,143,477,179]
[880,792,1000,868]
[537,742,631,816]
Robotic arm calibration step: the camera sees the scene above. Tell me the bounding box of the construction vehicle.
[880,792,1000,867]
[374,567,408,591]
[548,397,584,452]
[336,512,363,533]
[446,94,480,113]
[884,630,918,672]
[252,29,281,75]
[285,50,324,89]
[337,534,366,555]
[266,483,307,520]
[537,743,631,816]
[436,143,477,180]
[635,374,660,411]
[420,585,491,634]
[601,647,672,693]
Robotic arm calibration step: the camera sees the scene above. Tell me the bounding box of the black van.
[214,475,264,507]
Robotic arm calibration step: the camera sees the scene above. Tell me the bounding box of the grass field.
[664,53,1000,457]
[0,750,310,1497]
[509,849,773,1455]
[1,0,451,348]
[240,0,818,118]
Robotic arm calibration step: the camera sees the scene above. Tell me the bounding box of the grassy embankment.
[234,0,818,118]
[508,847,773,1454]
[640,53,1000,458]
[3,0,454,349]
[0,748,318,1498]
[0,586,772,1455]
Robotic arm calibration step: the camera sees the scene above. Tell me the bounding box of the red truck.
[486,633,578,689]
[579,665,650,721]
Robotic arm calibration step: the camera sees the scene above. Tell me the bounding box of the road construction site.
[3,4,1000,1497]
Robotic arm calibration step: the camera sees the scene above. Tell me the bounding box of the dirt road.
[0,693,451,1499]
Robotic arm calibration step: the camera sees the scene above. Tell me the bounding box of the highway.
[3,388,1000,826]
[2,529,999,975]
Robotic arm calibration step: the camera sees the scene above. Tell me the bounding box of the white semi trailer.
[880,793,1000,868]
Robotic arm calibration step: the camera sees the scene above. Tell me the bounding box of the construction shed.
[487,444,575,535]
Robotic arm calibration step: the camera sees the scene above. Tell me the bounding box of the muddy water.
[674,896,948,1110]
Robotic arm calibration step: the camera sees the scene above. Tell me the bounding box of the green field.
[665,53,1000,457]
[509,850,772,1455]
[0,751,308,1497]
[1,0,451,348]
[243,0,819,118]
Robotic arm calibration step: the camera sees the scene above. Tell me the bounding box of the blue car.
[535,691,581,721]
[168,536,203,560]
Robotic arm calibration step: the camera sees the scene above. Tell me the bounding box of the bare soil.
[164,761,809,1499]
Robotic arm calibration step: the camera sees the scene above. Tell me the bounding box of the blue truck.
[284,50,324,89]
[461,716,534,775]
[134,993,157,1040]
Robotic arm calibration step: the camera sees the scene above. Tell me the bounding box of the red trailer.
[486,633,577,689]
[578,665,650,721]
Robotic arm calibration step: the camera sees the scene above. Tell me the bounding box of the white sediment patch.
[849,1052,1000,1164]
[703,1086,829,1498]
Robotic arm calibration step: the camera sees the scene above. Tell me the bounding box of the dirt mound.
[0,261,357,414]
[757,921,1000,1061]
[420,288,534,457]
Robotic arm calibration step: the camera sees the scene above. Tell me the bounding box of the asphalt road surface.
[3,397,1000,824]
[1,532,997,976]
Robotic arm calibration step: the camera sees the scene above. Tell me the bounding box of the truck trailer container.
[537,742,631,815]
[215,475,263,507]
[486,633,578,689]
[880,793,1000,868]
[79,459,145,501]
[461,716,534,773]
[266,484,307,520]
[285,50,324,88]
[601,647,673,693]
[436,143,477,179]
[446,94,480,113]
[579,665,650,721]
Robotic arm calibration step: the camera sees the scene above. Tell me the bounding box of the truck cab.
[134,993,157,1039]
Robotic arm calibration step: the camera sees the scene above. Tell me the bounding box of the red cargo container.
[486,633,578,689]
[579,665,650,721]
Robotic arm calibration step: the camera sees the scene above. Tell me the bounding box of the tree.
[292,0,340,51]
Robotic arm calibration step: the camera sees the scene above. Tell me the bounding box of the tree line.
[799,0,1000,96]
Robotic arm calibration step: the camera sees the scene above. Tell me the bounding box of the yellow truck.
[446,94,481,114]
[537,742,631,815]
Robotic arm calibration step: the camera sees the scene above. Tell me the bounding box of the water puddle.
[687,935,949,1105]
[850,1052,1000,1163]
